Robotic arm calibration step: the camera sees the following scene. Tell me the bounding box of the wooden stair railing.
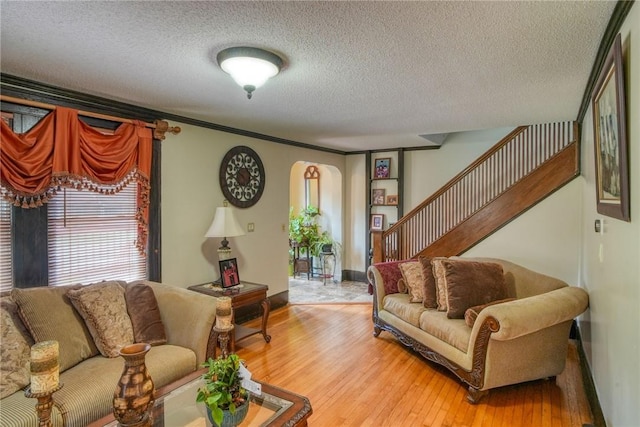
[372,121,579,263]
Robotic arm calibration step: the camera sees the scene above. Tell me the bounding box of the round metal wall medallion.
[219,146,265,208]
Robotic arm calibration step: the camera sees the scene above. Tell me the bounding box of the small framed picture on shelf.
[372,188,386,205]
[386,195,398,205]
[219,258,240,288]
[374,158,391,179]
[370,214,384,231]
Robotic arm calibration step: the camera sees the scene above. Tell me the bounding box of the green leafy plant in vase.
[196,354,250,427]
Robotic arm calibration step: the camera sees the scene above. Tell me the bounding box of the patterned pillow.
[418,256,438,309]
[67,281,134,358]
[372,261,408,295]
[125,283,167,346]
[398,261,424,303]
[430,258,449,311]
[12,285,99,371]
[0,297,33,398]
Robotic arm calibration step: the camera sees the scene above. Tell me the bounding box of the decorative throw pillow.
[373,261,408,295]
[12,285,98,371]
[0,297,33,398]
[464,298,516,327]
[125,283,167,346]
[430,258,449,311]
[441,260,508,319]
[418,256,438,309]
[68,281,134,358]
[398,261,424,303]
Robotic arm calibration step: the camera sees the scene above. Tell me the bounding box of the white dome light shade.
[217,47,283,99]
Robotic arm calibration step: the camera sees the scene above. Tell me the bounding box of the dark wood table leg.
[261,298,271,343]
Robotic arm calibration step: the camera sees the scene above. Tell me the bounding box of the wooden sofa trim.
[372,292,500,403]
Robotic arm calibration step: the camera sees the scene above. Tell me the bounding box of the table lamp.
[205,200,246,261]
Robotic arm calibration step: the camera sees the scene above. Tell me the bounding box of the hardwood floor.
[235,303,593,427]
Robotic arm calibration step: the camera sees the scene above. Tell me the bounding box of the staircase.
[372,121,580,262]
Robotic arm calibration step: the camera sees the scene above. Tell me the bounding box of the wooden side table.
[188,281,271,356]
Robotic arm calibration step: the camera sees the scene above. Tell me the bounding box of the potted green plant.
[196,354,250,427]
[312,231,342,258]
[289,206,321,255]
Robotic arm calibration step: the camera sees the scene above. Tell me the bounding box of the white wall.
[578,5,640,425]
[404,128,513,209]
[465,180,581,284]
[345,154,367,273]
[161,123,345,297]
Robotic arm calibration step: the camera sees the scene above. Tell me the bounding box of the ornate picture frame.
[592,33,629,222]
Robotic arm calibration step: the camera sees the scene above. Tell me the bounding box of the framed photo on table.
[370,214,384,231]
[372,188,386,205]
[219,258,240,288]
[592,33,629,222]
[374,158,391,179]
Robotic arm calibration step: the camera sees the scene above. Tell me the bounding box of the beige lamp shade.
[205,206,245,251]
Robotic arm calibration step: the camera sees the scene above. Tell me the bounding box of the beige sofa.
[367,257,589,403]
[0,280,218,427]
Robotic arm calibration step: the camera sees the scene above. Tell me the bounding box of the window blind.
[48,185,146,286]
[0,198,12,292]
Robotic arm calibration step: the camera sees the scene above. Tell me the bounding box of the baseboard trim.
[575,325,606,427]
[342,269,367,283]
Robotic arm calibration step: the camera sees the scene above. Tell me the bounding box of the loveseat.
[0,280,218,427]
[367,256,589,403]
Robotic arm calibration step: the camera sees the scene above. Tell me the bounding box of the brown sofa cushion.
[442,259,508,319]
[398,261,424,303]
[125,283,167,346]
[0,297,33,398]
[68,281,134,358]
[418,256,438,309]
[464,298,516,327]
[12,285,99,371]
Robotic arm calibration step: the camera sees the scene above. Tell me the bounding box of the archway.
[288,162,343,301]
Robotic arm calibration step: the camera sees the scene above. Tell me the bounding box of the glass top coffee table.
[89,370,312,427]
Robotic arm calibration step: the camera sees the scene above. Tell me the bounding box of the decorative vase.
[113,343,155,427]
[206,394,251,427]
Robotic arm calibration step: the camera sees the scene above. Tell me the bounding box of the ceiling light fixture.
[217,46,283,99]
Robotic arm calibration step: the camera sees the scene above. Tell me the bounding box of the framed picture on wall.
[372,188,386,205]
[591,33,629,222]
[374,158,391,179]
[219,258,240,288]
[386,195,398,205]
[370,214,384,231]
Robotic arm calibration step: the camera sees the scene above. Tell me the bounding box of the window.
[1,106,158,289]
[0,198,12,292]
[47,185,147,286]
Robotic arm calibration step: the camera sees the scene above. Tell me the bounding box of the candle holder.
[24,383,64,427]
[213,324,235,358]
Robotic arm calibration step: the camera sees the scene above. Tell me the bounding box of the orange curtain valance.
[0,107,152,252]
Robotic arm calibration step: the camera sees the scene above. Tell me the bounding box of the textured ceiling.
[0,1,616,152]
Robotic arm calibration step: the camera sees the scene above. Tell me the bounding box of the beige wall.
[161,123,345,296]
[578,5,640,425]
